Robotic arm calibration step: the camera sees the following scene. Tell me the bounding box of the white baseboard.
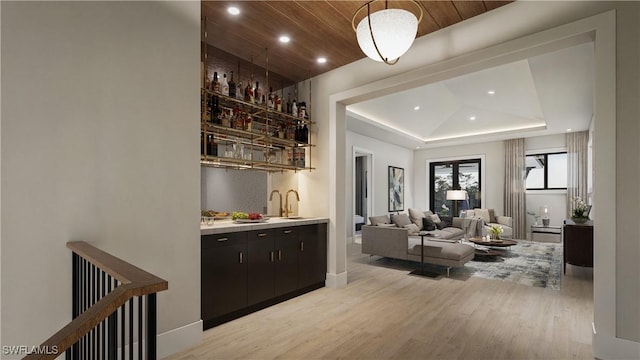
[325,271,348,288]
[158,320,202,359]
[592,322,640,360]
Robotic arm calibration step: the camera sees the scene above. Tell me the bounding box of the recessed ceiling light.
[469,116,476,121]
[317,57,327,64]
[279,35,290,43]
[227,6,240,15]
[566,128,572,132]
[416,146,420,149]
[414,106,420,111]
[487,90,496,95]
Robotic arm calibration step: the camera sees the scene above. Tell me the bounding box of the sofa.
[464,208,513,238]
[361,211,475,276]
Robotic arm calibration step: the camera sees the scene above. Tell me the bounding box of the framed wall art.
[388,166,404,212]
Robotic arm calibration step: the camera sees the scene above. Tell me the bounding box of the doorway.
[353,148,372,244]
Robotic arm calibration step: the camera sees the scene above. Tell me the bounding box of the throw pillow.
[429,214,442,223]
[403,223,420,235]
[422,217,436,231]
[423,210,434,218]
[407,208,425,230]
[487,208,496,223]
[377,223,396,228]
[466,209,475,217]
[436,221,447,230]
[369,215,390,226]
[475,208,491,223]
[390,213,412,228]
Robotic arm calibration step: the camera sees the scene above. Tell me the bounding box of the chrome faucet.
[284,189,300,218]
[269,189,283,217]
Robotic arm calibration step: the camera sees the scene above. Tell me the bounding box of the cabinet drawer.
[202,232,247,250]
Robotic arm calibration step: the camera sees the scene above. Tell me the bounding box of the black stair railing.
[24,241,168,360]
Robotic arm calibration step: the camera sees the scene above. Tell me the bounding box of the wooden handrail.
[24,241,168,360]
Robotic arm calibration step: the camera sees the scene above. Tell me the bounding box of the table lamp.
[446,190,467,217]
[540,205,550,226]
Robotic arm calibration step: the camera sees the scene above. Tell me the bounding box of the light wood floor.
[166,243,593,360]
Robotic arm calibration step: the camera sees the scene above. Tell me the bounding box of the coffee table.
[468,237,517,257]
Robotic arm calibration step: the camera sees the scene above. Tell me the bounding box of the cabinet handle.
[270,251,274,262]
[283,230,292,234]
[300,241,304,252]
[278,250,282,260]
[217,237,228,242]
[239,251,243,264]
[257,233,268,237]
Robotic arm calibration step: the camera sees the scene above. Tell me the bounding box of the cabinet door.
[298,224,327,288]
[275,228,299,296]
[201,233,247,321]
[248,230,275,305]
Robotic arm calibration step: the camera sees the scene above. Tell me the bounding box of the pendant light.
[352,0,423,65]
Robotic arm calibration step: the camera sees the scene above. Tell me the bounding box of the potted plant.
[571,197,590,224]
[488,224,504,240]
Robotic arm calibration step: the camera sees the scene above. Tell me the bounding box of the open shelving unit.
[200,18,315,173]
[200,89,315,173]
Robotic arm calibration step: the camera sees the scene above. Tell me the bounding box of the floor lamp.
[446,190,467,217]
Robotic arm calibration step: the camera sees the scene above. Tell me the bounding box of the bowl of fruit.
[232,211,268,223]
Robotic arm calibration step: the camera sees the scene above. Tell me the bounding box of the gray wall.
[1,1,200,356]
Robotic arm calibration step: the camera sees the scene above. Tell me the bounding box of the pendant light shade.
[352,1,423,65]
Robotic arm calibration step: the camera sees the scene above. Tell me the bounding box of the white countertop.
[200,217,329,235]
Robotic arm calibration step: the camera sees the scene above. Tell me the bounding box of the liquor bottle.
[275,94,282,112]
[228,71,236,98]
[261,95,266,106]
[204,94,212,122]
[291,99,297,117]
[286,93,291,114]
[221,73,229,96]
[212,72,220,93]
[254,82,262,105]
[206,134,217,156]
[245,114,252,132]
[212,95,221,124]
[237,80,243,100]
[302,124,309,143]
[200,131,204,155]
[268,87,275,110]
[204,72,211,90]
[244,81,254,103]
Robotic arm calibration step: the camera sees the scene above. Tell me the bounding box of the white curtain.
[504,138,526,239]
[566,131,589,217]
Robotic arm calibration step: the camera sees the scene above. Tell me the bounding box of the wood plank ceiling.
[202,1,512,83]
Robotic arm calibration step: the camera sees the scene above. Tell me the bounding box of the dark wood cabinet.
[298,224,327,288]
[248,227,299,305]
[563,219,593,273]
[201,232,247,322]
[202,223,327,329]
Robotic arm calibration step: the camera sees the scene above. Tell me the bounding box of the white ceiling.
[346,42,594,149]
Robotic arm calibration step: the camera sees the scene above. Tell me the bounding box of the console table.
[531,224,562,243]
[563,219,593,273]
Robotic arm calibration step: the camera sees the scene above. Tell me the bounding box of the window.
[525,152,567,190]
[429,159,481,216]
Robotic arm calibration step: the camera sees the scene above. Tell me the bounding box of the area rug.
[374,241,562,289]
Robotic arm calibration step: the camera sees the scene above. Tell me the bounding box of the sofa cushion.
[423,210,434,218]
[369,215,390,226]
[474,208,491,223]
[430,214,442,223]
[408,208,425,230]
[436,221,447,230]
[391,213,412,228]
[422,217,436,231]
[438,227,465,239]
[403,223,420,235]
[408,240,475,261]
